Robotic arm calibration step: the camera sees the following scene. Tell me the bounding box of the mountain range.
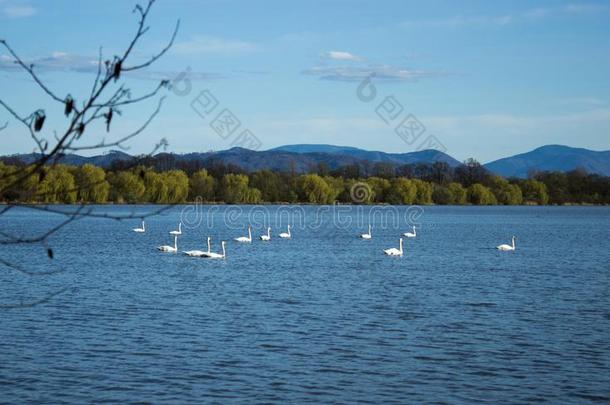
[484,145,610,178]
[2,144,609,178]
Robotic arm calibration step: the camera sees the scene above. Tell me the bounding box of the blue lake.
[1,205,609,403]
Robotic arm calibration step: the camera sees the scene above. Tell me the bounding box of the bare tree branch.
[66,96,165,152]
[0,0,179,192]
[0,0,180,308]
[123,20,180,72]
[0,39,78,113]
[0,99,47,153]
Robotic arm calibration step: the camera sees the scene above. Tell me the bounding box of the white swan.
[384,238,403,256]
[205,241,226,259]
[497,236,516,251]
[234,225,252,243]
[403,226,416,238]
[279,225,291,239]
[132,220,145,233]
[183,236,211,257]
[360,224,372,239]
[157,235,178,253]
[260,227,271,241]
[169,222,182,236]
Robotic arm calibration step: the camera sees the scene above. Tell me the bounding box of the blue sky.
[1,0,609,162]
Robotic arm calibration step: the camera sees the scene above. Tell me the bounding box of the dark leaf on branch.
[113,58,122,82]
[64,95,74,116]
[33,110,45,132]
[76,122,85,138]
[104,108,113,132]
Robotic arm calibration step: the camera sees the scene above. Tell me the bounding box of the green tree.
[164,170,189,203]
[519,179,549,205]
[250,170,280,202]
[487,175,522,205]
[0,163,39,202]
[366,177,391,203]
[535,172,569,204]
[432,185,453,205]
[220,174,250,203]
[37,165,77,203]
[74,164,109,203]
[467,183,497,205]
[297,174,334,204]
[323,175,345,202]
[189,169,216,202]
[447,182,467,204]
[143,170,168,203]
[412,179,434,204]
[386,178,417,204]
[244,187,262,203]
[108,171,145,203]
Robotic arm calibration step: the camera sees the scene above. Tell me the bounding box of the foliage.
[412,179,433,204]
[467,183,497,205]
[108,171,145,203]
[220,174,261,204]
[366,177,391,203]
[74,164,110,203]
[189,169,216,202]
[385,178,417,204]
[486,176,522,205]
[163,170,189,203]
[518,179,549,205]
[37,165,77,203]
[0,161,607,205]
[447,182,467,204]
[296,174,334,204]
[432,185,453,205]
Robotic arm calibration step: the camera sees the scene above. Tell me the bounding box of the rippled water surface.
[1,205,609,403]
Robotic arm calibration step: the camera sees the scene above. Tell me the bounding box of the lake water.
[1,205,609,403]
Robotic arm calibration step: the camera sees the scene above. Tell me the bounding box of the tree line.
[0,159,608,205]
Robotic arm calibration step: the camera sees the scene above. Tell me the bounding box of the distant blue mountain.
[4,144,610,177]
[484,145,610,178]
[2,145,460,172]
[4,150,133,167]
[271,144,365,154]
[271,144,461,167]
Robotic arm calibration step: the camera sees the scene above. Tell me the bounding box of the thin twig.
[0,0,180,308]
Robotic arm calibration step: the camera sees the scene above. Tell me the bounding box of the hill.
[484,145,610,178]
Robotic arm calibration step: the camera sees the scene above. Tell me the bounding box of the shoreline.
[2,202,608,207]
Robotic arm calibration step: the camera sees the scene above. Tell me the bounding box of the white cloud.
[321,51,363,62]
[1,2,36,19]
[0,51,98,73]
[303,64,444,82]
[0,51,221,81]
[173,35,258,55]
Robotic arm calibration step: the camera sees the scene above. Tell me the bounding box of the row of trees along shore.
[0,158,609,205]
